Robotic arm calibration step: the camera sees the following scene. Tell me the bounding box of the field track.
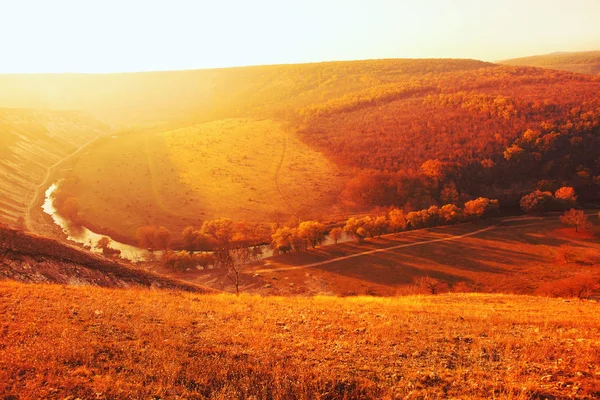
[24,134,105,234]
[255,225,496,273]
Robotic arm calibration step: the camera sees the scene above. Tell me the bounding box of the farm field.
[166,215,600,296]
[1,282,599,399]
[63,118,348,244]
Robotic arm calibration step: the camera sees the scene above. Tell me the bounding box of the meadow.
[1,282,599,399]
[62,118,347,244]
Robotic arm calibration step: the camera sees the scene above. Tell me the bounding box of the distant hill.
[0,225,212,292]
[499,51,600,75]
[0,59,491,125]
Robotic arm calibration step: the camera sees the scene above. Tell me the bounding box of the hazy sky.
[1,0,599,73]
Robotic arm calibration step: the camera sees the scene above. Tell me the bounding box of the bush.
[535,274,599,299]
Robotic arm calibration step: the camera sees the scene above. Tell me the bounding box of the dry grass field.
[1,282,599,399]
[66,118,347,243]
[169,215,600,296]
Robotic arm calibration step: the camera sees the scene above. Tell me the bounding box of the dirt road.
[254,225,496,273]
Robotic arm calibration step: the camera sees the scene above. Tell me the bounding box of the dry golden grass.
[66,118,346,244]
[1,281,599,399]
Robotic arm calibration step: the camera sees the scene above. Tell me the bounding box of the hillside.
[2,59,600,246]
[0,225,211,292]
[0,108,108,227]
[1,283,599,399]
[500,51,600,75]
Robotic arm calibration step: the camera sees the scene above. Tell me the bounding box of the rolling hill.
[0,225,211,292]
[500,51,600,75]
[1,59,600,246]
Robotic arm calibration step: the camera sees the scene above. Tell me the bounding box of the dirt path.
[144,133,183,218]
[254,225,496,273]
[25,134,105,234]
[274,130,297,216]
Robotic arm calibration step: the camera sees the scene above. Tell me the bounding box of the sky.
[1,0,599,73]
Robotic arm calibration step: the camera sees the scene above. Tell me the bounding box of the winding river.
[43,182,354,263]
[43,183,153,261]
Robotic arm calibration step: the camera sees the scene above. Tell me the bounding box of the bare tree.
[220,246,263,295]
[560,209,590,232]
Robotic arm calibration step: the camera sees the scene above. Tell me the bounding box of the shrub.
[535,274,599,299]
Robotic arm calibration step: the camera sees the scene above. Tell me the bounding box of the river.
[43,182,354,263]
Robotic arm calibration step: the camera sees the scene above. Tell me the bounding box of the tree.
[422,205,441,227]
[201,219,237,247]
[329,227,343,244]
[421,159,446,181]
[440,183,459,205]
[388,208,407,233]
[372,216,389,237]
[520,191,553,215]
[298,221,327,248]
[406,211,425,229]
[271,226,295,254]
[440,204,462,224]
[559,209,590,232]
[415,276,447,295]
[343,217,368,242]
[554,186,577,209]
[154,226,172,250]
[59,197,81,226]
[464,197,499,219]
[136,226,156,250]
[96,236,111,250]
[223,246,263,295]
[95,236,121,258]
[182,227,211,253]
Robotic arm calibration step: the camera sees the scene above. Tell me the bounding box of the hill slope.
[1,283,599,399]
[0,108,108,226]
[0,226,211,292]
[499,51,600,75]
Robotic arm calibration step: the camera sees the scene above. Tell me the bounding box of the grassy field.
[164,215,600,296]
[67,118,347,243]
[1,282,599,399]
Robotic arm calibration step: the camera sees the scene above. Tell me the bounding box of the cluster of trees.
[519,186,577,214]
[270,197,498,253]
[162,251,214,271]
[342,198,498,242]
[270,221,328,254]
[135,226,172,251]
[95,236,121,258]
[424,92,517,120]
